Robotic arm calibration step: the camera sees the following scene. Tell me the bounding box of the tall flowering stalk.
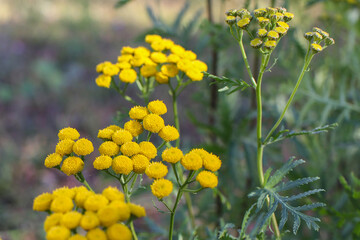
[206,6,335,238]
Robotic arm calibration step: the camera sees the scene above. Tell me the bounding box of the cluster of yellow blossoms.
[93,100,179,174]
[149,147,222,199]
[304,27,335,53]
[95,34,207,88]
[33,186,145,240]
[44,128,94,176]
[225,7,294,50]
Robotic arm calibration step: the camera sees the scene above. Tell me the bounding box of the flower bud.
[257,17,270,28]
[270,12,284,22]
[275,26,287,36]
[313,32,323,42]
[225,9,237,16]
[264,40,277,50]
[266,7,277,14]
[225,16,236,25]
[283,12,294,22]
[311,43,323,53]
[237,18,251,29]
[257,28,268,38]
[267,30,279,40]
[277,21,289,30]
[304,32,313,41]
[324,37,335,46]
[313,27,329,38]
[250,38,263,49]
[254,8,267,17]
[237,8,251,18]
[277,7,287,14]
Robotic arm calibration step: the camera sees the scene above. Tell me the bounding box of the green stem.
[157,140,167,150]
[264,52,314,144]
[121,178,138,240]
[255,53,281,238]
[238,30,257,88]
[75,172,94,192]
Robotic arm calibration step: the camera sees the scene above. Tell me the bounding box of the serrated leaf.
[284,189,325,202]
[293,202,326,211]
[264,123,338,145]
[279,207,288,230]
[256,193,268,210]
[275,177,320,192]
[292,214,301,234]
[239,203,256,238]
[265,157,305,188]
[204,72,251,94]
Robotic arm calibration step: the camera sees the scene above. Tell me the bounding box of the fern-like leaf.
[204,72,252,94]
[248,157,326,235]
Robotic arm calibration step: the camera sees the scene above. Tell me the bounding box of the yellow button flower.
[97,128,115,140]
[112,129,133,145]
[75,190,93,208]
[151,40,166,52]
[150,52,167,63]
[60,211,82,229]
[132,154,150,174]
[237,17,251,29]
[117,54,133,63]
[196,170,218,188]
[99,141,120,156]
[161,63,179,78]
[44,213,63,232]
[44,153,63,168]
[128,202,146,218]
[73,138,94,156]
[50,196,74,213]
[147,100,167,115]
[203,153,222,172]
[162,147,183,164]
[80,211,100,230]
[124,120,144,137]
[171,44,186,56]
[120,46,135,55]
[61,156,84,176]
[130,56,146,67]
[33,192,53,211]
[186,68,204,81]
[46,226,71,240]
[158,125,180,142]
[163,38,174,49]
[139,141,157,159]
[96,61,111,73]
[95,75,112,88]
[191,60,208,72]
[151,179,173,199]
[87,228,107,240]
[69,234,87,240]
[102,186,125,202]
[177,58,192,72]
[55,139,74,156]
[52,186,76,199]
[146,162,168,179]
[267,30,279,40]
[103,63,120,76]
[108,200,131,221]
[106,125,122,131]
[143,114,165,133]
[155,72,169,84]
[134,46,150,57]
[97,205,121,227]
[84,194,109,212]
[145,34,163,44]
[129,106,149,120]
[107,223,132,240]
[116,61,132,69]
[58,127,80,141]
[112,155,133,175]
[120,141,141,157]
[140,65,157,78]
[181,50,197,60]
[167,54,180,63]
[189,148,210,162]
[119,69,137,83]
[181,152,203,170]
[93,155,112,170]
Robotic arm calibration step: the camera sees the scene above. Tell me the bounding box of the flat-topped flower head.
[44,213,63,232]
[158,125,179,142]
[203,153,222,172]
[191,60,208,72]
[50,196,74,213]
[140,65,157,78]
[181,152,203,170]
[145,162,168,179]
[120,141,141,157]
[147,100,167,115]
[237,17,251,29]
[250,38,263,49]
[150,52,167,63]
[80,211,100,230]
[102,63,119,76]
[267,30,279,40]
[132,154,150,174]
[129,106,149,120]
[73,138,94,156]
[87,228,107,240]
[60,211,82,229]
[95,75,112,88]
[112,155,133,175]
[97,128,114,140]
[112,129,133,145]
[311,43,323,53]
[155,72,169,84]
[97,205,121,227]
[124,120,143,137]
[106,223,132,240]
[46,226,71,240]
[145,34,163,44]
[55,139,74,156]
[283,12,294,22]
[139,141,157,159]
[186,68,204,81]
[161,63,179,78]
[44,153,63,168]
[275,26,287,36]
[84,194,109,212]
[257,28,267,38]
[264,40,277,50]
[106,125,122,131]
[108,200,131,221]
[58,127,80,141]
[196,170,218,188]
[93,155,112,170]
[33,192,53,211]
[102,186,125,202]
[52,186,76,199]
[98,141,119,156]
[225,15,236,25]
[277,21,289,30]
[128,202,146,218]
[162,147,183,163]
[151,179,173,199]
[69,234,87,240]
[119,69,137,83]
[143,114,165,133]
[75,190,93,208]
[61,156,84,176]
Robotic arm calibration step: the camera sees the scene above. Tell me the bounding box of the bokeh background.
[1,0,360,239]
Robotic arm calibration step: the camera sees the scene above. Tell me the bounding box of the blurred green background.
[1,0,360,239]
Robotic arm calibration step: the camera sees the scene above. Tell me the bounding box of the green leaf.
[114,0,131,8]
[264,123,338,145]
[239,203,256,239]
[204,72,251,94]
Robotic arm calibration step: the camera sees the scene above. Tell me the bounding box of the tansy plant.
[205,7,336,239]
[34,35,223,240]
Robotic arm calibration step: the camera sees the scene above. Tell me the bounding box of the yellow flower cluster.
[33,186,145,240]
[149,147,222,199]
[225,7,294,51]
[304,27,335,53]
[44,127,94,176]
[95,34,208,88]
